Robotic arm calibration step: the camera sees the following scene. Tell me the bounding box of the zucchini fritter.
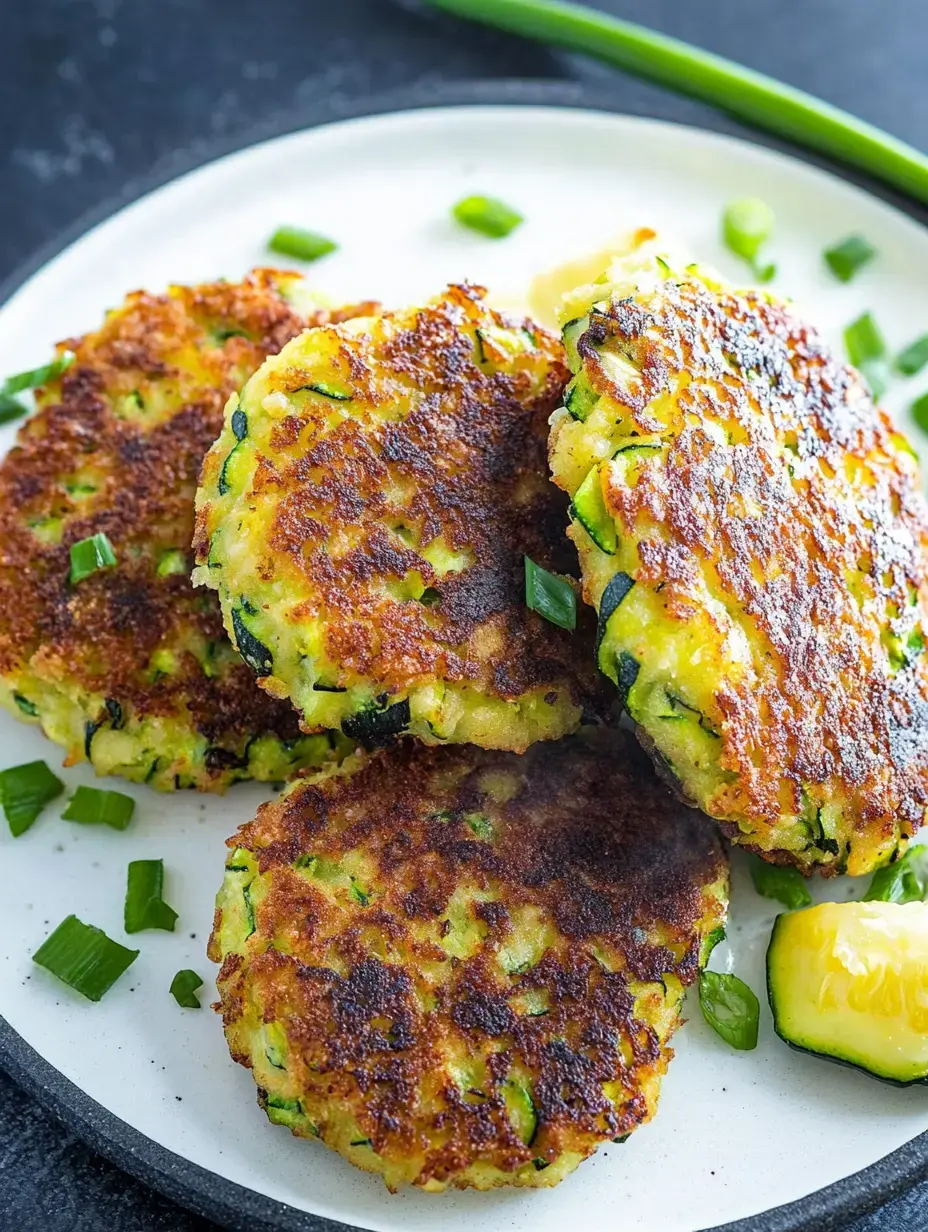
[194,284,604,753]
[209,730,728,1191]
[548,235,928,875]
[0,273,371,790]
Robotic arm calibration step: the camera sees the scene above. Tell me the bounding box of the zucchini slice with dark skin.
[564,374,600,422]
[231,606,274,677]
[342,697,411,748]
[614,651,641,708]
[572,467,616,554]
[595,571,635,665]
[767,901,928,1086]
[561,314,589,371]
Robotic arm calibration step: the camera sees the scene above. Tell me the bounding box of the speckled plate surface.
[1,81,928,1232]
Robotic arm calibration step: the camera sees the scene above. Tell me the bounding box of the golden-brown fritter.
[548,236,928,874]
[194,284,607,753]
[208,730,728,1191]
[0,272,373,790]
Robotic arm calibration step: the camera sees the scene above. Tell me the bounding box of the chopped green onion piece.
[69,532,117,584]
[699,970,760,1051]
[3,351,74,395]
[859,358,890,402]
[0,760,64,837]
[863,845,928,904]
[911,392,928,436]
[752,259,777,284]
[124,859,178,933]
[33,915,138,1001]
[62,786,135,831]
[524,556,576,631]
[156,549,189,577]
[749,858,812,910]
[170,969,204,1009]
[267,226,338,263]
[0,392,28,425]
[844,311,886,367]
[896,335,928,377]
[419,0,928,207]
[824,235,876,282]
[452,195,524,239]
[722,198,774,263]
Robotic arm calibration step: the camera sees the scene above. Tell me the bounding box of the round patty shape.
[209,730,728,1192]
[548,234,928,875]
[0,272,371,791]
[194,283,604,753]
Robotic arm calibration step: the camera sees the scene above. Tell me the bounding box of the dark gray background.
[2,0,928,1229]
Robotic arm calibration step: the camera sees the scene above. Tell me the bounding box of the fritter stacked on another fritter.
[209,729,728,1191]
[0,272,372,790]
[194,284,607,753]
[548,235,928,875]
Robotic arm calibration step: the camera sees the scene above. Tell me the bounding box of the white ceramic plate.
[2,99,928,1232]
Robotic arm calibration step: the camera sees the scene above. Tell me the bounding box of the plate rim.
[2,76,927,1232]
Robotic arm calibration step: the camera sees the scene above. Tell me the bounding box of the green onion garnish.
[452,195,524,239]
[124,859,178,933]
[0,393,28,425]
[911,392,928,435]
[170,969,204,1009]
[420,0,928,205]
[749,858,812,910]
[844,311,886,367]
[267,226,338,263]
[859,358,890,402]
[698,970,760,1051]
[524,557,576,631]
[896,335,928,378]
[3,351,74,396]
[863,845,928,904]
[722,198,773,263]
[824,235,876,283]
[69,532,117,585]
[62,786,135,831]
[0,760,64,837]
[33,915,138,1001]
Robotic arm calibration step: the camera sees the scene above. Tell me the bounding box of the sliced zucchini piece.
[564,374,600,422]
[561,314,589,371]
[342,697,410,748]
[231,606,274,676]
[264,1093,318,1134]
[614,651,640,708]
[594,571,635,663]
[13,693,37,718]
[230,404,248,441]
[767,900,928,1085]
[572,467,616,554]
[503,1079,538,1146]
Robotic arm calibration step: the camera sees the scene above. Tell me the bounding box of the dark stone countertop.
[1,1,927,1228]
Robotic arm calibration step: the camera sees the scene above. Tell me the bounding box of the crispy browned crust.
[197,285,605,720]
[212,731,727,1186]
[581,281,928,863]
[0,272,375,777]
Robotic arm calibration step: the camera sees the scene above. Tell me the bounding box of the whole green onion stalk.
[422,0,928,205]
